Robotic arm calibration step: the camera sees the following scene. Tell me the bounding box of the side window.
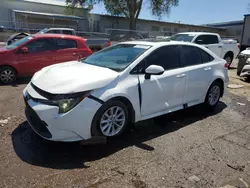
[206,35,219,44]
[182,46,202,66]
[200,49,214,63]
[195,35,219,45]
[56,39,77,49]
[46,30,61,34]
[62,30,73,35]
[194,35,207,44]
[25,38,56,53]
[145,46,180,71]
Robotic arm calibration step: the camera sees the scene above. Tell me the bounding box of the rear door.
[54,38,79,63]
[16,38,57,75]
[194,35,223,57]
[181,45,215,104]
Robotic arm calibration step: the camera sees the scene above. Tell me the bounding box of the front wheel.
[91,100,129,137]
[205,81,222,108]
[0,66,17,84]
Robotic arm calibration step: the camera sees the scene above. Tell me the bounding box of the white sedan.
[23,41,229,142]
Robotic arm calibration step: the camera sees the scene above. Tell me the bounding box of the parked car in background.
[169,32,240,67]
[0,34,92,83]
[23,41,228,142]
[237,48,250,78]
[6,28,111,52]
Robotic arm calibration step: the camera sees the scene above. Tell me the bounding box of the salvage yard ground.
[0,60,250,188]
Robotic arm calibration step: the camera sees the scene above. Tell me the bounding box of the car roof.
[32,34,84,40]
[119,40,203,48]
[46,28,75,31]
[177,32,218,35]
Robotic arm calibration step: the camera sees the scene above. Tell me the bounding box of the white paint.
[24,41,228,141]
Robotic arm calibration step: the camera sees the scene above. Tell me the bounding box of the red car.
[0,34,92,84]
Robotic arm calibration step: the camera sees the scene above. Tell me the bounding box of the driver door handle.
[176,73,185,78]
[204,67,211,71]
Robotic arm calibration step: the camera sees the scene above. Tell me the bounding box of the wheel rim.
[225,56,232,64]
[100,106,126,136]
[0,69,15,83]
[208,85,220,106]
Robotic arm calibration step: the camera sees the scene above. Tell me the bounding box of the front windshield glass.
[170,34,195,42]
[82,44,151,72]
[6,36,34,50]
[37,28,48,34]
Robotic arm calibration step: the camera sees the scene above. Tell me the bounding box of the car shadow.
[12,102,227,169]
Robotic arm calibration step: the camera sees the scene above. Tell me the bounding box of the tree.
[65,0,179,31]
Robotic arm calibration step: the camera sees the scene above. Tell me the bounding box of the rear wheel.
[224,53,233,68]
[205,81,222,108]
[0,66,17,84]
[91,100,129,137]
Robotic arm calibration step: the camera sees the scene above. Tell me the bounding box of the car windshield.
[170,34,195,42]
[6,36,34,50]
[37,28,48,34]
[82,44,151,71]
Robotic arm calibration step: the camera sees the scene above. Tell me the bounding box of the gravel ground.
[0,61,250,188]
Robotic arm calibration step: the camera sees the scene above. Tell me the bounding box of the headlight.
[57,97,83,114]
[247,58,250,64]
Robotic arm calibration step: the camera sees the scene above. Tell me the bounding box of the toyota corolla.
[23,41,228,142]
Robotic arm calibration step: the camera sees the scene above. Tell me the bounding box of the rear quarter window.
[56,39,77,49]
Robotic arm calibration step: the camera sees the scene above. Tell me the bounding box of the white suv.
[23,41,229,142]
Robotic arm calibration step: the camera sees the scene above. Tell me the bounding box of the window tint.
[25,38,56,53]
[46,30,61,34]
[200,49,214,63]
[145,46,180,71]
[56,39,77,49]
[182,46,202,66]
[62,30,73,35]
[195,35,219,44]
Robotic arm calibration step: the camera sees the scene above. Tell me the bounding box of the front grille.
[24,98,52,139]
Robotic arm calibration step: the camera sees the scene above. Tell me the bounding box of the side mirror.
[145,65,164,79]
[20,47,28,53]
[195,40,204,44]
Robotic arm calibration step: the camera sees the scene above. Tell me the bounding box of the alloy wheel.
[208,85,220,106]
[99,106,126,137]
[0,69,15,83]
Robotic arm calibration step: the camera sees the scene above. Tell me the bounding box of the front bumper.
[23,84,102,142]
[240,65,250,77]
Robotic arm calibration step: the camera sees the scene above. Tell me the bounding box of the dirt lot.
[0,61,250,188]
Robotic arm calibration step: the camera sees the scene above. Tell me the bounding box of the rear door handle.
[218,46,222,48]
[204,67,211,71]
[176,73,185,78]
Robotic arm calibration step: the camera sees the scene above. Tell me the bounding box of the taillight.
[238,43,240,49]
[224,63,229,69]
[107,41,111,47]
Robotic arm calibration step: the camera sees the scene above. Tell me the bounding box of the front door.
[138,45,187,117]
[17,38,57,75]
[194,34,223,57]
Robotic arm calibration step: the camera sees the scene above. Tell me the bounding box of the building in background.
[89,14,227,37]
[241,14,250,50]
[0,0,90,31]
[204,20,244,42]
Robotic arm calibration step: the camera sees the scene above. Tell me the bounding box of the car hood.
[241,49,250,55]
[31,61,119,94]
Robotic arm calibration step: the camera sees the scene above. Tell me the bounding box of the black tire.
[0,66,17,84]
[204,81,222,109]
[237,71,241,76]
[224,53,233,68]
[91,100,129,137]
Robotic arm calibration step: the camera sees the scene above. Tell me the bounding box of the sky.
[60,0,250,25]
